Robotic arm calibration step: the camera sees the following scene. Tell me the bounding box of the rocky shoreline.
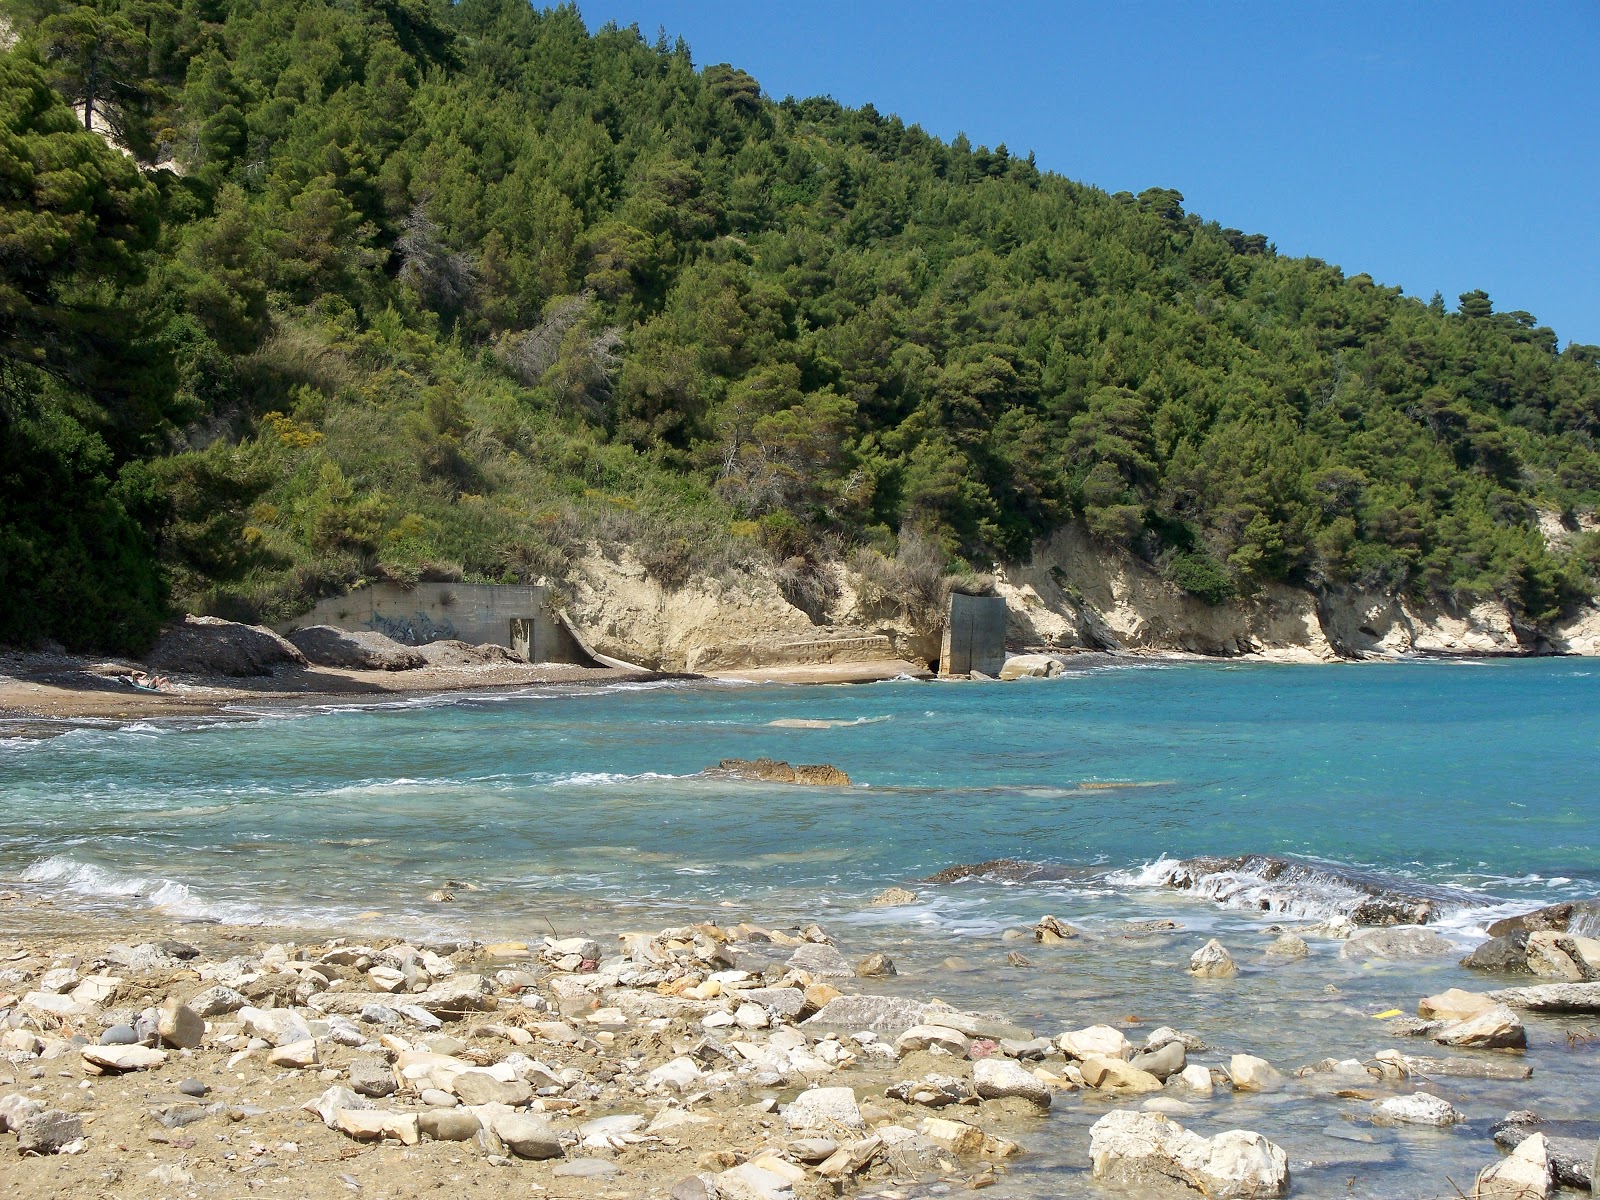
[3,889,1598,1200]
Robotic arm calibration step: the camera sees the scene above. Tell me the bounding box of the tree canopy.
[3,0,1599,651]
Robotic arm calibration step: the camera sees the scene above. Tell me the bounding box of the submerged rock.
[1089,1109,1289,1198]
[1487,900,1600,938]
[1474,1131,1553,1200]
[1371,1092,1464,1126]
[708,758,850,786]
[1340,927,1456,960]
[1462,932,1532,974]
[1147,854,1475,925]
[1189,939,1238,977]
[923,858,1073,884]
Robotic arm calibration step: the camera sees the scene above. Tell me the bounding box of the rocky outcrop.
[1088,1109,1290,1198]
[998,525,1336,661]
[145,616,307,676]
[286,626,427,671]
[1487,900,1600,939]
[562,548,921,673]
[707,759,851,787]
[1145,855,1478,926]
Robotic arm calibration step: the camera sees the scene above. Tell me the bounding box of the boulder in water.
[709,758,850,786]
[1339,927,1455,960]
[1487,899,1600,938]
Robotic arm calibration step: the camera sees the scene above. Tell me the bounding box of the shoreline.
[0,642,1560,732]
[2,876,1593,1199]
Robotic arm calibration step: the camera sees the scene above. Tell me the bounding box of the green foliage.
[1168,550,1236,606]
[3,2,1600,652]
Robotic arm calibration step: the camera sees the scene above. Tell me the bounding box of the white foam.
[552,771,680,787]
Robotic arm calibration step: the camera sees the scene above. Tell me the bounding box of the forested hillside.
[4,0,1599,653]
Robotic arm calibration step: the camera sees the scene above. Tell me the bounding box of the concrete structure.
[939,593,1008,677]
[282,582,589,663]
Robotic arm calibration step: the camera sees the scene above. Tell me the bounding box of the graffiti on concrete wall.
[366,611,458,646]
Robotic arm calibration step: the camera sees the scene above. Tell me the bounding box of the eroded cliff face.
[560,548,930,672]
[559,525,1596,673]
[1000,523,1540,661]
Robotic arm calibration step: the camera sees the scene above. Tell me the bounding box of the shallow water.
[3,658,1598,1196]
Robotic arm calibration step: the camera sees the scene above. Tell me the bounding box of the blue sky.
[576,1,1599,346]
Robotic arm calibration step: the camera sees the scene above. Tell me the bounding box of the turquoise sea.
[4,656,1599,1196]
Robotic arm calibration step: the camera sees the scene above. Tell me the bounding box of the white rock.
[367,966,407,993]
[1228,1054,1282,1092]
[894,1023,970,1054]
[1089,1109,1290,1198]
[783,1086,863,1131]
[158,997,205,1049]
[1474,1131,1553,1200]
[1058,1024,1132,1061]
[332,1108,419,1145]
[1372,1091,1464,1127]
[1189,939,1239,978]
[238,1005,311,1047]
[39,968,80,994]
[267,1039,320,1068]
[578,1113,645,1149]
[69,975,121,1006]
[20,992,87,1020]
[644,1055,703,1092]
[734,1002,770,1029]
[972,1057,1052,1107]
[187,985,247,1016]
[717,1162,795,1200]
[1435,1005,1527,1050]
[491,1111,563,1159]
[304,1086,371,1126]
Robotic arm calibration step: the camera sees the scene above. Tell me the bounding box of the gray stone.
[492,1112,563,1159]
[177,1078,209,1098]
[670,1177,718,1200]
[417,1109,481,1142]
[0,1094,44,1133]
[16,1109,83,1156]
[784,1086,864,1131]
[971,1057,1051,1108]
[99,1024,138,1046]
[1462,932,1531,973]
[741,987,806,1020]
[1371,1092,1464,1126]
[187,986,247,1017]
[452,1070,532,1107]
[787,943,851,978]
[348,1057,396,1098]
[1488,981,1600,1012]
[1129,1040,1187,1080]
[802,994,929,1035]
[1340,927,1456,960]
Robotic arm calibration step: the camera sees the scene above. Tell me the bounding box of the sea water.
[3,656,1598,1196]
